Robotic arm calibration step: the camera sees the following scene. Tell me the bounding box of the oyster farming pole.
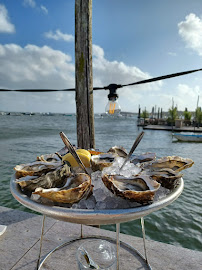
[75,0,95,149]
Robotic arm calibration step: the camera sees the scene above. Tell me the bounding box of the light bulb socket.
[108,93,118,100]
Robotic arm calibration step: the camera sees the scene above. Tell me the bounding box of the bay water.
[0,113,201,252]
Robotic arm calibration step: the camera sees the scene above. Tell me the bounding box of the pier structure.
[137,104,202,132]
[143,125,202,132]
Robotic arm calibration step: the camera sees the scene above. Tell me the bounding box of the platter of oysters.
[10,132,194,225]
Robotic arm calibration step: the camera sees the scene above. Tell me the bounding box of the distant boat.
[64,114,74,117]
[173,133,202,142]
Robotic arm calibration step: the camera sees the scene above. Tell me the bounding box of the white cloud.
[90,44,164,113]
[44,29,74,42]
[0,43,172,113]
[175,84,201,109]
[92,44,162,112]
[168,52,177,56]
[23,1,48,15]
[92,44,161,89]
[178,13,202,55]
[148,83,201,112]
[23,0,36,8]
[0,4,15,33]
[0,43,75,113]
[40,5,48,15]
[0,43,74,88]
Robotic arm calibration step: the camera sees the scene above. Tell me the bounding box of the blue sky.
[0,0,202,113]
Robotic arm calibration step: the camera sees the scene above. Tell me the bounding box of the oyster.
[91,153,117,171]
[131,152,156,164]
[108,146,128,158]
[102,174,160,204]
[144,168,183,189]
[37,153,62,163]
[146,156,194,172]
[14,161,62,178]
[16,164,71,192]
[33,173,92,204]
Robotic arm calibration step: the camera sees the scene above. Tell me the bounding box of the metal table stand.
[36,217,151,270]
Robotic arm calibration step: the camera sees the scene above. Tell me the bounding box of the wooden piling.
[75,0,95,149]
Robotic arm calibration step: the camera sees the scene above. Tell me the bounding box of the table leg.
[37,234,152,269]
[36,215,46,270]
[116,223,120,270]
[141,217,149,264]
[80,224,83,238]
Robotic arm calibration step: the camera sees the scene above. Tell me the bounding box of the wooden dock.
[0,206,201,270]
[143,125,202,132]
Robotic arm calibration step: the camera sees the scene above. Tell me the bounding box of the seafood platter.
[10,132,194,225]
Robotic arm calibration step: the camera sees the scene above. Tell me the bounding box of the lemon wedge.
[62,149,91,168]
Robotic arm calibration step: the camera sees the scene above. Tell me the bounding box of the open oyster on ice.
[14,161,62,178]
[141,156,194,189]
[131,152,156,164]
[36,153,62,163]
[33,173,92,204]
[99,153,160,205]
[102,174,160,204]
[15,164,71,192]
[90,145,129,172]
[146,156,194,172]
[144,168,183,189]
[108,146,128,158]
[91,153,117,171]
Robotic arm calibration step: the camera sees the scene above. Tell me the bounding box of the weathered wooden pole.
[75,0,95,149]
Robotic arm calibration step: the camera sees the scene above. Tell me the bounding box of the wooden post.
[75,0,95,149]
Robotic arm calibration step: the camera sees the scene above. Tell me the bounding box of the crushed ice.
[102,157,141,178]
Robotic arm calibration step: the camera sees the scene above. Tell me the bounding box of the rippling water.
[0,113,201,252]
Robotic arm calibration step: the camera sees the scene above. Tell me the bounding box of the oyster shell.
[131,152,156,164]
[91,153,117,171]
[102,174,160,204]
[147,156,194,172]
[33,173,92,204]
[16,164,71,192]
[56,146,69,157]
[37,153,62,163]
[108,146,128,158]
[144,168,183,189]
[14,161,62,178]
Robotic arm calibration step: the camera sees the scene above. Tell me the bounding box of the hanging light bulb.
[105,97,121,115]
[105,85,121,115]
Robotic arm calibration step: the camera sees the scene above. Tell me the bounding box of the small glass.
[76,239,117,270]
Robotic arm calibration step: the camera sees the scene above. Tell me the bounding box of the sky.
[0,0,202,113]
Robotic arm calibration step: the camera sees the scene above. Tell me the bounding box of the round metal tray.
[10,175,184,225]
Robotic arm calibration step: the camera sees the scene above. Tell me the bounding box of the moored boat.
[173,133,202,142]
